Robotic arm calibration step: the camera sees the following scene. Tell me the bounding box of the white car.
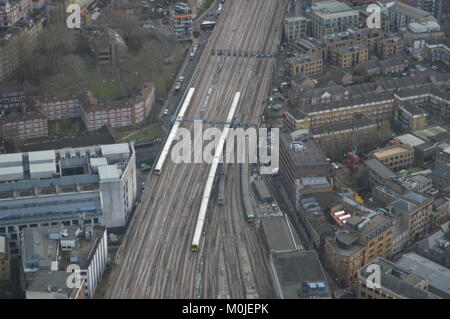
[163,109,169,116]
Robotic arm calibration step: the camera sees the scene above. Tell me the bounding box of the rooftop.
[261,215,300,253]
[396,253,450,297]
[270,250,331,299]
[358,257,440,299]
[280,133,328,168]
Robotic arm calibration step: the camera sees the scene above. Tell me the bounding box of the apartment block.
[371,144,414,171]
[357,257,439,299]
[91,28,128,68]
[311,1,359,38]
[284,16,307,43]
[80,82,155,131]
[0,16,44,82]
[0,86,26,115]
[33,94,82,121]
[377,36,405,59]
[288,54,323,77]
[395,101,427,131]
[169,3,193,42]
[331,44,369,68]
[413,0,450,25]
[0,110,48,140]
[0,143,137,255]
[425,39,450,66]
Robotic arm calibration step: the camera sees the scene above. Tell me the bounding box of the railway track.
[102,0,287,299]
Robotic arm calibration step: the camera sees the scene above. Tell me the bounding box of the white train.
[191,92,241,252]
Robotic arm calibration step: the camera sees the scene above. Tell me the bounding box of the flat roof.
[397,253,450,297]
[271,250,331,299]
[30,162,56,174]
[253,179,271,199]
[373,146,411,159]
[98,165,120,180]
[101,143,129,156]
[396,134,426,147]
[261,215,299,253]
[365,158,395,179]
[90,157,108,167]
[0,165,23,177]
[0,153,22,165]
[28,150,56,163]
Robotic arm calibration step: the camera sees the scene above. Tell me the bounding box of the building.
[0,143,137,255]
[32,94,82,121]
[416,221,450,268]
[323,214,394,286]
[284,16,307,43]
[377,35,405,59]
[297,196,333,250]
[269,250,331,299]
[111,0,143,20]
[0,15,44,82]
[431,164,450,189]
[311,1,359,38]
[169,3,193,42]
[404,21,444,55]
[332,44,369,69]
[431,197,449,228]
[371,144,414,171]
[0,110,48,140]
[91,28,128,68]
[80,82,155,131]
[357,257,439,299]
[25,270,85,299]
[311,114,381,161]
[397,252,450,298]
[388,1,438,31]
[0,0,31,29]
[288,54,323,77]
[365,158,396,190]
[279,132,329,200]
[436,143,450,165]
[260,214,302,253]
[413,0,450,25]
[0,236,10,282]
[0,86,26,116]
[388,192,433,244]
[21,225,108,298]
[395,101,427,131]
[424,39,450,66]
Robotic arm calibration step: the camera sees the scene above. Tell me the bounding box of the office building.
[0,143,137,255]
[284,16,307,43]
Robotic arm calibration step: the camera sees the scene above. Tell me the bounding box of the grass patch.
[119,124,165,142]
[87,80,123,101]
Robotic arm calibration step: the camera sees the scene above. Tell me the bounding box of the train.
[241,162,255,223]
[217,165,226,206]
[191,92,241,252]
[154,88,195,175]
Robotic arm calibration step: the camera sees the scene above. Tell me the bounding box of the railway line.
[102,0,287,299]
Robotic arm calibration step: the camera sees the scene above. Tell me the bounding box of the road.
[101,0,287,299]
